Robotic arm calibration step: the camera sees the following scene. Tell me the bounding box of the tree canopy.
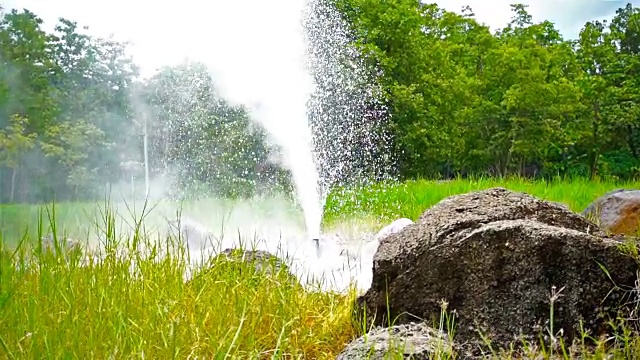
[336,1,640,180]
[1,2,639,203]
[0,7,283,202]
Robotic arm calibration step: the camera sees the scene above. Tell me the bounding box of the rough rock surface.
[336,322,452,360]
[186,248,298,287]
[360,187,638,354]
[216,248,290,275]
[581,188,640,235]
[550,200,571,212]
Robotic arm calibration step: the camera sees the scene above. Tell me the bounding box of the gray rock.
[581,189,628,218]
[360,187,638,355]
[187,248,299,287]
[416,187,600,233]
[374,218,414,242]
[581,188,640,235]
[550,200,571,212]
[40,234,83,254]
[217,248,290,276]
[336,322,452,360]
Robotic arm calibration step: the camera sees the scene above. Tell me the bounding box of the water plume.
[304,0,397,195]
[192,0,325,242]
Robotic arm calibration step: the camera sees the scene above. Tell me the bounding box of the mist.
[0,0,393,295]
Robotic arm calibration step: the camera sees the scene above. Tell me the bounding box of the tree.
[3,1,640,205]
[39,120,110,197]
[49,18,140,188]
[0,9,142,202]
[335,0,640,179]
[0,114,36,202]
[574,20,629,178]
[0,9,58,133]
[608,4,640,170]
[139,62,280,198]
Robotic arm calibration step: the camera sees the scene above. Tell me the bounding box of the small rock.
[374,218,414,242]
[581,188,640,235]
[217,248,290,275]
[187,248,299,287]
[336,322,452,360]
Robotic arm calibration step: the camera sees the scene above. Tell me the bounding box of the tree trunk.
[626,124,639,160]
[10,167,17,203]
[589,102,601,180]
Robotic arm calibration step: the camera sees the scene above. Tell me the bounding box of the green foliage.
[0,10,288,202]
[138,62,284,199]
[323,176,636,225]
[2,2,640,203]
[336,1,640,180]
[0,114,36,168]
[0,9,141,202]
[40,120,110,194]
[0,114,36,201]
[0,210,356,359]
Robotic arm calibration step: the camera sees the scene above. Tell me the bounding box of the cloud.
[434,0,640,38]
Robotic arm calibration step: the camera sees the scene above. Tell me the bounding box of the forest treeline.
[0,9,286,203]
[1,2,639,203]
[335,1,640,180]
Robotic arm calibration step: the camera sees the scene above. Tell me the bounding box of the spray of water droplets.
[91,0,401,293]
[303,0,398,207]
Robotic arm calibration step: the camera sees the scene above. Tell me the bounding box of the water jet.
[312,237,321,257]
[126,0,394,292]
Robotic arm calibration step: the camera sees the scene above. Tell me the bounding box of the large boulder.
[336,322,452,360]
[581,188,640,235]
[550,200,571,212]
[359,187,638,354]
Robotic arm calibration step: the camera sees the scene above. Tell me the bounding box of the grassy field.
[1,176,631,244]
[0,177,639,358]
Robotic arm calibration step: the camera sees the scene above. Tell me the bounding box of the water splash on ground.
[74,197,384,294]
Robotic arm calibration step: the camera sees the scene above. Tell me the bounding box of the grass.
[0,176,639,359]
[323,176,634,224]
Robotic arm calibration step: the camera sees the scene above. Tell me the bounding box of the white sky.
[3,0,638,79]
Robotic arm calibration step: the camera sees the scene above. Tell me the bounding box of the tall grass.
[1,177,639,358]
[0,203,357,359]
